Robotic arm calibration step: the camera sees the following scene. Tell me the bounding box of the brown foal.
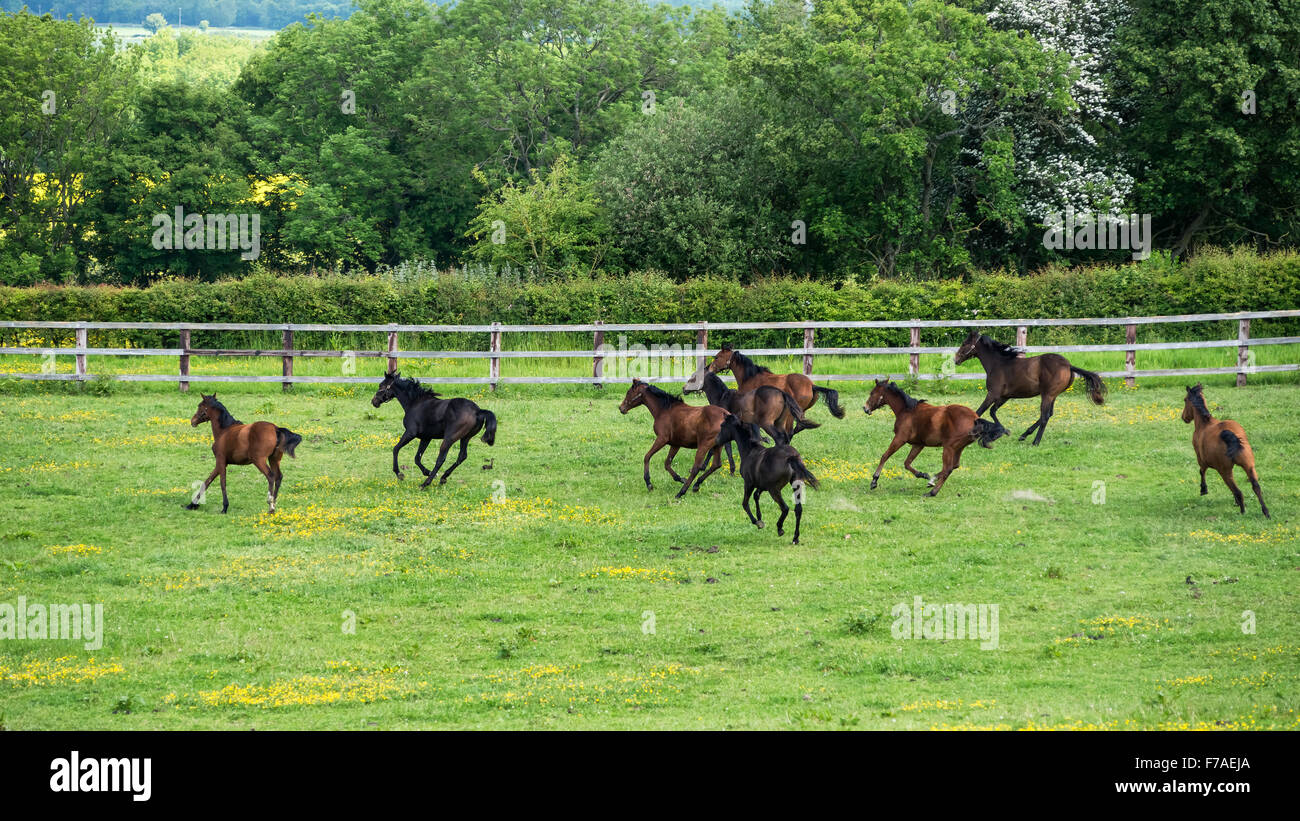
[863,379,1007,497]
[1182,384,1268,517]
[619,379,726,499]
[187,394,302,514]
[706,345,846,418]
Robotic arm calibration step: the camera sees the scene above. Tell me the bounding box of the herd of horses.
[186,329,1271,540]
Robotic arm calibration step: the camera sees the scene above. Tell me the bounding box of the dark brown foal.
[187,394,301,514]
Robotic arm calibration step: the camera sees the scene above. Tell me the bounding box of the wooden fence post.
[1016,325,1028,349]
[908,323,920,379]
[696,322,708,371]
[387,330,398,375]
[803,327,815,376]
[593,321,605,387]
[1237,318,1251,387]
[75,325,88,381]
[179,328,190,392]
[1125,323,1137,388]
[281,327,293,392]
[489,322,502,391]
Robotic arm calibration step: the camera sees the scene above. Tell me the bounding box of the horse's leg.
[691,446,724,492]
[1218,466,1245,513]
[752,489,763,528]
[253,457,276,514]
[439,436,473,484]
[987,399,1007,426]
[975,395,994,417]
[773,489,790,537]
[643,436,669,491]
[1199,464,1209,495]
[1245,465,1269,518]
[187,465,222,510]
[392,431,415,479]
[413,438,433,476]
[870,434,907,490]
[902,443,930,481]
[421,438,455,489]
[741,480,758,525]
[663,445,686,484]
[925,445,962,497]
[1030,396,1056,445]
[792,494,803,545]
[218,464,230,513]
[725,441,735,475]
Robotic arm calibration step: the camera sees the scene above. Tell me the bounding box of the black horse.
[371,372,497,488]
[714,412,819,545]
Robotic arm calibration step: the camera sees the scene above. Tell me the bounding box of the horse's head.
[1182,383,1205,424]
[715,411,762,449]
[863,378,890,415]
[619,379,648,414]
[190,394,219,426]
[953,329,981,365]
[372,371,400,408]
[682,365,709,394]
[706,344,735,375]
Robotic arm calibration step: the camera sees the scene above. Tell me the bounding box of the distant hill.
[2,0,747,32]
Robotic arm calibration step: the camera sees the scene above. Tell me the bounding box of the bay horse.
[619,379,726,499]
[1182,384,1268,517]
[186,394,302,514]
[705,345,845,419]
[684,367,819,447]
[714,412,819,544]
[863,379,1006,497]
[953,329,1106,445]
[371,372,497,488]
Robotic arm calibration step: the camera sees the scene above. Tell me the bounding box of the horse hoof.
[791,538,799,545]
[756,521,765,529]
[396,473,405,481]
[869,481,878,490]
[184,503,199,510]
[777,528,784,536]
[924,490,937,498]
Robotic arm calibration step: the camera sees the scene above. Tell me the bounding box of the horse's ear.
[720,343,732,351]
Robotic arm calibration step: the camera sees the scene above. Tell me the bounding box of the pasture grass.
[1,372,1298,729]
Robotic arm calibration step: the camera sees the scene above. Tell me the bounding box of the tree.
[144,11,167,32]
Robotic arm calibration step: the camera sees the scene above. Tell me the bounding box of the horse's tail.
[275,427,303,458]
[1220,429,1244,462]
[971,418,1008,449]
[812,384,846,418]
[478,409,497,446]
[782,391,820,435]
[788,453,820,491]
[1070,365,1107,405]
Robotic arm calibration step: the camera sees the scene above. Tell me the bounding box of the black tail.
[1220,429,1243,461]
[1070,366,1107,405]
[812,385,846,418]
[275,427,302,458]
[781,390,820,435]
[478,409,497,446]
[971,418,1008,448]
[788,454,820,491]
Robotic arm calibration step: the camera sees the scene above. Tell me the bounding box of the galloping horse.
[863,379,1006,497]
[619,379,726,498]
[684,368,818,446]
[953,330,1106,445]
[714,412,819,545]
[705,345,846,419]
[371,372,497,488]
[187,394,302,514]
[1182,384,1268,517]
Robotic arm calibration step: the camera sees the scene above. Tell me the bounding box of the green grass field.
[1,367,1298,730]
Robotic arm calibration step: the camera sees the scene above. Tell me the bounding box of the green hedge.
[2,249,1298,351]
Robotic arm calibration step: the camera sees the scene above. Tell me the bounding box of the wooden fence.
[2,311,1299,391]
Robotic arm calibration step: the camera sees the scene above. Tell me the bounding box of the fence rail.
[2,311,1298,391]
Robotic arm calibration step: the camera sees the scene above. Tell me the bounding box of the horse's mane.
[886,382,926,410]
[393,375,441,402]
[1186,385,1212,421]
[208,398,242,427]
[977,334,1021,360]
[728,349,771,381]
[643,383,684,405]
